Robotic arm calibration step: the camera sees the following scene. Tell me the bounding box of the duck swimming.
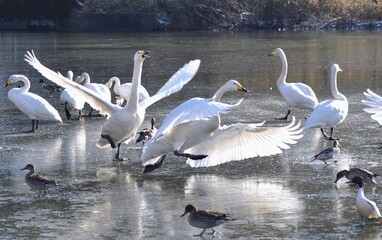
[21,164,57,197]
[181,204,236,237]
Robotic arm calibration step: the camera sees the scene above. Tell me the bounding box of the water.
[1,30,382,239]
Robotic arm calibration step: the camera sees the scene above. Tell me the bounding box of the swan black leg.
[143,155,166,173]
[113,143,124,161]
[64,102,72,120]
[35,120,39,130]
[101,134,116,148]
[174,150,208,160]
[276,110,290,120]
[23,119,36,133]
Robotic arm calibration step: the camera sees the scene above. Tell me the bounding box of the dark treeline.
[1,0,382,31]
[75,0,382,30]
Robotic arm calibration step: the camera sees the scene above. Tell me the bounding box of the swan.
[4,74,62,132]
[76,72,111,116]
[181,204,236,237]
[362,89,382,125]
[141,80,248,172]
[304,64,348,140]
[351,176,382,226]
[25,50,200,161]
[136,118,157,145]
[269,48,318,120]
[59,71,86,120]
[105,77,150,103]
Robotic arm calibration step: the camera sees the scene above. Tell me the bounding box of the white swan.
[142,80,303,171]
[76,72,111,116]
[362,89,382,125]
[269,48,318,120]
[105,77,150,103]
[25,50,200,161]
[59,71,86,120]
[4,75,62,132]
[304,64,348,140]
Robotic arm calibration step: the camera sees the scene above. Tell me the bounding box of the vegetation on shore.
[73,0,382,31]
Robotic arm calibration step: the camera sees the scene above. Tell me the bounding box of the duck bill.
[180,212,187,217]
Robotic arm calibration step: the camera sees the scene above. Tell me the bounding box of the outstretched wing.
[24,50,118,116]
[186,117,303,167]
[138,59,200,110]
[362,89,382,125]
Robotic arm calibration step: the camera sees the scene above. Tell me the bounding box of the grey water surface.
[1,31,382,239]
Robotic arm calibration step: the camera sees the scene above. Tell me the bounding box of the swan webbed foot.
[101,134,116,148]
[113,156,125,161]
[23,129,36,133]
[174,150,208,160]
[143,155,166,173]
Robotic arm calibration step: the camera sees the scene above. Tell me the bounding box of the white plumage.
[269,48,318,120]
[362,89,382,125]
[24,50,200,161]
[304,64,348,140]
[5,74,62,132]
[59,71,86,120]
[141,80,248,172]
[105,76,150,102]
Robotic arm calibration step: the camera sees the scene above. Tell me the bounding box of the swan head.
[5,75,27,87]
[223,80,249,93]
[268,48,284,57]
[134,50,150,62]
[67,70,73,81]
[331,64,342,73]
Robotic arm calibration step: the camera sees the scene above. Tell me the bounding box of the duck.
[304,64,348,140]
[4,75,62,132]
[105,76,150,104]
[335,168,379,185]
[141,80,248,172]
[351,176,382,226]
[21,164,57,197]
[39,78,62,96]
[268,48,318,120]
[311,140,340,164]
[136,118,157,145]
[25,50,200,161]
[76,72,111,117]
[181,204,236,237]
[59,71,86,120]
[362,89,382,125]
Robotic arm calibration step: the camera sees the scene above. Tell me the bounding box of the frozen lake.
[1,30,382,239]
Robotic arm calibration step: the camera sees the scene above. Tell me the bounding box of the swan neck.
[212,85,228,102]
[331,70,346,100]
[19,76,31,92]
[277,51,288,86]
[127,60,143,109]
[80,73,90,84]
[110,77,120,92]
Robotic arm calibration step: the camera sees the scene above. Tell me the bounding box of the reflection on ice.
[185,174,304,229]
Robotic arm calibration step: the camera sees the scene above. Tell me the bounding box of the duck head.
[181,204,197,217]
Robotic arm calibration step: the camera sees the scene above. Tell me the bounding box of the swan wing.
[24,50,117,116]
[138,59,201,110]
[294,82,317,99]
[155,98,243,137]
[186,116,303,167]
[362,89,382,125]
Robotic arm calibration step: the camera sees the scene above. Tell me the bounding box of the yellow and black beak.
[237,84,249,93]
[140,50,150,59]
[268,50,276,57]
[4,79,12,88]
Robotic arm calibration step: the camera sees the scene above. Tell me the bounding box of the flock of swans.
[6,46,382,226]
